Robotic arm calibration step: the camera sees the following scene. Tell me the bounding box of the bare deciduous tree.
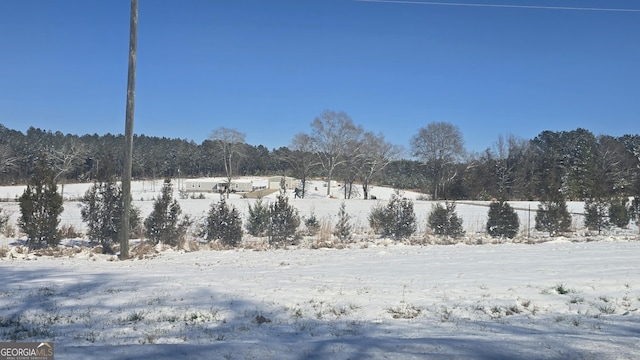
[310,110,363,196]
[50,140,87,197]
[594,135,629,197]
[285,133,320,198]
[491,134,521,199]
[411,122,465,199]
[209,127,246,198]
[358,132,402,200]
[339,136,365,199]
[0,144,17,177]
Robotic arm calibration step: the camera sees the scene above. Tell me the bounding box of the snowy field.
[2,178,634,239]
[1,179,639,359]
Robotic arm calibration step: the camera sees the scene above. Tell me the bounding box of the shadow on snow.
[0,265,637,360]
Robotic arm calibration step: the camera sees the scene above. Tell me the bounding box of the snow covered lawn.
[1,241,639,359]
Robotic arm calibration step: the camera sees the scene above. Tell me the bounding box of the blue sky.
[0,0,638,154]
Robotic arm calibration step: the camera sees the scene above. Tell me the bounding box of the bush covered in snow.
[268,181,300,247]
[18,156,64,249]
[203,196,243,247]
[584,198,609,234]
[428,201,464,238]
[486,200,519,239]
[368,191,416,240]
[81,180,141,254]
[608,197,630,229]
[144,179,191,247]
[303,210,320,236]
[246,198,269,237]
[535,199,571,236]
[333,202,352,242]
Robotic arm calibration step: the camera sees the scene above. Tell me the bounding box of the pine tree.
[368,191,416,240]
[486,200,520,239]
[144,179,191,246]
[428,201,464,238]
[333,202,352,242]
[18,155,64,249]
[81,180,140,254]
[367,202,387,235]
[535,198,571,236]
[388,193,417,240]
[204,196,243,247]
[246,198,269,237]
[608,197,630,229]
[584,198,609,234]
[268,178,300,247]
[304,209,320,236]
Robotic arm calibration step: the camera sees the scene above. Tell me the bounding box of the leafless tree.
[310,110,363,196]
[491,134,520,199]
[339,137,365,199]
[50,140,86,197]
[209,127,246,198]
[411,122,465,199]
[595,135,629,197]
[0,144,17,178]
[284,133,320,198]
[358,132,402,199]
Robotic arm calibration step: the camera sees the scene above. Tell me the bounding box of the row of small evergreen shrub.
[10,158,640,253]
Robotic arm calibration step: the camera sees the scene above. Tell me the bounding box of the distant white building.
[268,176,297,190]
[185,178,253,193]
[184,178,218,193]
[229,179,254,192]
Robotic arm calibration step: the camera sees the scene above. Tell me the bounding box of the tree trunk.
[362,181,369,200]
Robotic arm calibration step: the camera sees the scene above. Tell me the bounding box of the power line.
[355,0,640,13]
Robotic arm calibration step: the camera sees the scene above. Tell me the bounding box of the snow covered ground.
[1,178,633,239]
[1,179,639,359]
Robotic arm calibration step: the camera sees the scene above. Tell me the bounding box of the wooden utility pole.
[121,0,138,260]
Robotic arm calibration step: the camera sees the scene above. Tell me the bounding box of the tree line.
[1,113,639,203]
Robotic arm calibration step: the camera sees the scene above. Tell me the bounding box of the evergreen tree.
[246,198,269,237]
[204,196,243,247]
[18,155,64,249]
[388,192,417,240]
[630,196,640,226]
[368,191,416,240]
[428,201,464,238]
[367,203,386,236]
[81,180,140,254]
[268,178,300,247]
[608,197,630,229]
[333,202,352,242]
[304,209,320,236]
[584,198,609,234]
[562,129,597,200]
[144,179,191,246]
[535,198,572,236]
[486,200,520,239]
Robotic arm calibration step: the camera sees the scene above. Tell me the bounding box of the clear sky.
[1,0,638,154]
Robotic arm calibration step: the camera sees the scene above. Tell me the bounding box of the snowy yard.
[1,180,639,359]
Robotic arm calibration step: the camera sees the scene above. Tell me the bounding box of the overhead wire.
[354,0,640,13]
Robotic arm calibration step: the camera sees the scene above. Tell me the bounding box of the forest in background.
[0,123,639,202]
